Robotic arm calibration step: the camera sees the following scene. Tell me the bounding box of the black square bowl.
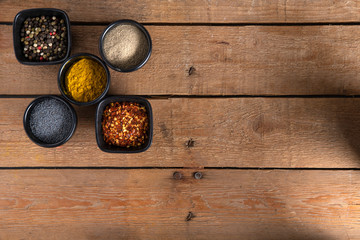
[13,8,71,65]
[96,96,153,153]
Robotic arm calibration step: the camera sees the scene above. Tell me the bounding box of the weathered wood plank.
[1,98,360,168]
[2,25,360,96]
[0,169,359,239]
[1,0,360,23]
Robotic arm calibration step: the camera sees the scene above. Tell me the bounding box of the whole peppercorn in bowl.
[13,8,71,65]
[95,96,153,153]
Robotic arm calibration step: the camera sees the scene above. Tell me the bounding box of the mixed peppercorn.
[102,102,149,147]
[20,16,67,61]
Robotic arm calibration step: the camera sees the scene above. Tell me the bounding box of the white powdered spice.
[102,23,149,71]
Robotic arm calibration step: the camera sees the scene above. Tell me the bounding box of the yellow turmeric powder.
[65,58,107,102]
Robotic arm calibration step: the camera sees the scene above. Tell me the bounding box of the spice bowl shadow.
[13,8,71,65]
[99,19,152,72]
[58,53,111,106]
[95,96,153,153]
[23,95,77,148]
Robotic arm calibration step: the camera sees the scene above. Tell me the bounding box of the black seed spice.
[29,98,73,144]
[20,16,67,61]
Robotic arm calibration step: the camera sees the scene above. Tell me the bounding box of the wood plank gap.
[5,21,360,26]
[0,95,52,99]
[0,167,360,171]
[146,95,360,99]
[142,22,360,26]
[2,95,360,99]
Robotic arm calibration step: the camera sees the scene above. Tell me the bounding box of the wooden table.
[1,1,360,239]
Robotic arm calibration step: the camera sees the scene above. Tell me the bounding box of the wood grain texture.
[2,25,360,96]
[2,98,360,168]
[0,169,359,239]
[1,0,360,23]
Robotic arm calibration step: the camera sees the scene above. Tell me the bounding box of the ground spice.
[102,102,149,147]
[65,58,106,102]
[102,23,149,70]
[29,98,72,144]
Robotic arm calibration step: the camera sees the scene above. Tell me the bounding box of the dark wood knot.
[186,138,195,148]
[186,212,195,221]
[188,66,196,76]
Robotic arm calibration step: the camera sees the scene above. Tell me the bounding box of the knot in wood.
[185,212,195,221]
[186,138,195,148]
[188,66,196,76]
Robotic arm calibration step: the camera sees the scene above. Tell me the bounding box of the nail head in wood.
[194,172,203,179]
[173,171,183,180]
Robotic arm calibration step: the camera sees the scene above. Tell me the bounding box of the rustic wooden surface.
[1,0,360,239]
[1,0,360,23]
[1,169,360,240]
[2,98,360,168]
[3,25,360,96]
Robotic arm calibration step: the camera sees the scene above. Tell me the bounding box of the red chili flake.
[40,56,43,60]
[37,46,42,50]
[101,102,149,148]
[49,32,52,36]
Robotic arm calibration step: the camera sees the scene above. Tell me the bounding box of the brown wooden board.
[3,1,360,239]
[2,98,360,168]
[1,0,360,23]
[2,25,360,96]
[0,169,359,239]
